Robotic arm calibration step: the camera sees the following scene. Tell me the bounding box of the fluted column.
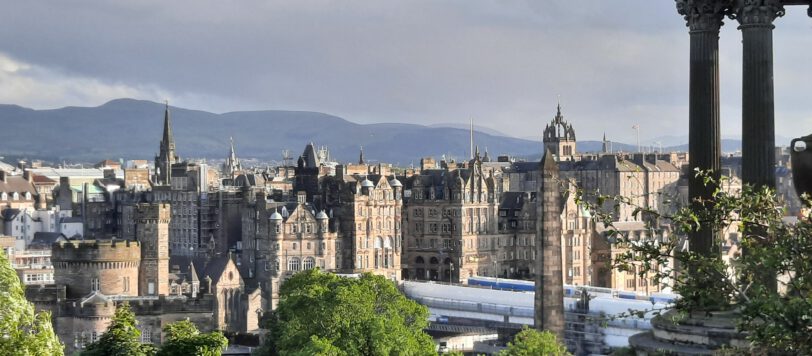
[676,0,728,257]
[732,0,784,189]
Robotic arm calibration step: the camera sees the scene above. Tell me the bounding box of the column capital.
[676,0,731,32]
[729,0,785,28]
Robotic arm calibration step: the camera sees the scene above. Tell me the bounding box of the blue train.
[466,276,678,304]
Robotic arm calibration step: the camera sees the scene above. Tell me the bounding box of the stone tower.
[155,102,179,186]
[136,202,171,296]
[542,102,576,160]
[535,149,565,340]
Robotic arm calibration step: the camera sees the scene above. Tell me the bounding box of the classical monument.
[629,1,812,354]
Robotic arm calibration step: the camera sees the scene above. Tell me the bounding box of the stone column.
[535,149,564,341]
[732,0,784,189]
[676,0,728,257]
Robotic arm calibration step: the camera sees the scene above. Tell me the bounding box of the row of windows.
[0,192,32,201]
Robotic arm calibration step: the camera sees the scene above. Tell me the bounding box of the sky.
[0,1,810,144]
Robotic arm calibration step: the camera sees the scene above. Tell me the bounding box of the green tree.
[259,269,435,355]
[577,171,812,353]
[500,326,569,356]
[157,319,227,356]
[0,250,63,355]
[81,303,155,356]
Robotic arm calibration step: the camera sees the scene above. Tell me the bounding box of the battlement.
[57,294,217,317]
[52,239,141,263]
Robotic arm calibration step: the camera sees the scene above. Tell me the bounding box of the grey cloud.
[0,1,809,143]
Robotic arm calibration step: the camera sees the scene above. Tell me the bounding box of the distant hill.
[0,99,548,165]
[1,99,751,166]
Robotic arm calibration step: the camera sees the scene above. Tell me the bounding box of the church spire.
[155,100,179,185]
[161,101,176,156]
[223,136,241,179]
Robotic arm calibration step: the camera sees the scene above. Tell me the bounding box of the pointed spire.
[359,145,365,164]
[162,100,175,154]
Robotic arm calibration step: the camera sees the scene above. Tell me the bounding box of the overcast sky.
[0,1,810,144]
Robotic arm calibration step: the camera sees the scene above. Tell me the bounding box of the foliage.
[577,170,812,353]
[499,326,569,356]
[81,303,156,356]
[0,250,63,356]
[258,269,435,356]
[157,319,228,356]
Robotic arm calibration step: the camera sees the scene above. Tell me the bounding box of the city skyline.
[1,1,810,142]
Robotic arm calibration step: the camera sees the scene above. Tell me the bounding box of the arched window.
[416,256,425,264]
[12,192,19,200]
[303,257,315,270]
[384,236,393,249]
[274,258,279,271]
[0,192,6,201]
[374,237,383,249]
[430,257,439,265]
[24,192,31,200]
[288,258,300,271]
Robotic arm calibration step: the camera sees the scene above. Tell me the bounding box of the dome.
[269,211,283,221]
[316,210,328,220]
[361,178,374,188]
[389,178,402,187]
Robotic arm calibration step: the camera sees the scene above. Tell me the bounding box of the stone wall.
[52,240,140,298]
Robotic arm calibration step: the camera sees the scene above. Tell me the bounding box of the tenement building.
[401,151,504,282]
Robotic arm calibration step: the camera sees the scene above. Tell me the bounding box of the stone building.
[401,151,502,283]
[136,203,170,296]
[0,170,38,209]
[320,172,403,280]
[28,200,259,354]
[240,191,339,309]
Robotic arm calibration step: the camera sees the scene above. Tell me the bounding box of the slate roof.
[30,232,67,249]
[0,175,36,195]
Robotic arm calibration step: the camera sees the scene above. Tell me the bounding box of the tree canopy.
[260,269,435,355]
[499,327,569,356]
[0,250,63,356]
[81,303,155,356]
[157,319,227,356]
[82,303,227,356]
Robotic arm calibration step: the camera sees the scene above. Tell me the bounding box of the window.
[141,327,152,343]
[91,278,100,291]
[288,258,300,271]
[148,281,155,295]
[123,277,130,292]
[303,257,315,270]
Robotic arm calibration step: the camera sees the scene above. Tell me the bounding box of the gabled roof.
[198,256,237,285]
